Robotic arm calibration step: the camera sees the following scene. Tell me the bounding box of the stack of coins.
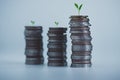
[24,26,44,65]
[47,27,67,66]
[69,16,92,67]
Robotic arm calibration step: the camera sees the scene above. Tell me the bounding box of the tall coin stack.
[24,26,44,65]
[47,27,67,66]
[69,16,92,67]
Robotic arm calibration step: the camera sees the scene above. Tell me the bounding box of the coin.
[71,63,92,67]
[71,55,91,60]
[47,52,66,57]
[72,45,92,52]
[48,62,67,66]
[25,57,44,65]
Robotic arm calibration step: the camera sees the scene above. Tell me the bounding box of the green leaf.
[31,20,35,25]
[74,3,78,9]
[54,21,59,26]
[79,4,83,11]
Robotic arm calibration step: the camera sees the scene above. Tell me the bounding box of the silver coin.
[25,37,43,40]
[25,57,44,65]
[72,51,92,56]
[71,59,91,64]
[70,18,89,22]
[48,31,66,34]
[47,33,66,36]
[71,63,92,68]
[69,21,91,27]
[25,26,42,30]
[26,57,44,60]
[48,57,67,61]
[71,55,91,60]
[26,44,43,47]
[48,48,66,52]
[48,42,66,45]
[72,41,91,45]
[70,30,90,34]
[69,15,88,18]
[49,27,67,31]
[47,44,66,48]
[48,37,67,40]
[25,61,43,65]
[25,30,42,33]
[47,52,66,57]
[24,32,42,37]
[48,40,67,43]
[25,49,43,56]
[70,34,92,40]
[48,35,66,37]
[48,62,67,66]
[72,45,92,51]
[70,26,89,29]
[48,43,66,46]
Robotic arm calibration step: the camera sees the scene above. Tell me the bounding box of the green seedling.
[74,3,83,15]
[54,21,59,27]
[31,20,35,25]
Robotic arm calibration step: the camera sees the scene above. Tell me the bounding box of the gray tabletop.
[0,51,119,80]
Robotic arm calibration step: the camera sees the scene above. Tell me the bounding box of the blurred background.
[0,0,120,80]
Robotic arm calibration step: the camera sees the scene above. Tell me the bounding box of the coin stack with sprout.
[24,26,44,64]
[69,16,92,67]
[47,27,67,66]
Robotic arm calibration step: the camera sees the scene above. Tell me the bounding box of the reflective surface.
[0,51,120,80]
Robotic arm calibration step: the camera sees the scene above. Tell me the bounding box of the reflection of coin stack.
[69,16,92,67]
[47,28,67,66]
[24,26,44,65]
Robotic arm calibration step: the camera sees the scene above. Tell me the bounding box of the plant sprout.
[74,3,83,15]
[31,20,35,25]
[54,21,59,27]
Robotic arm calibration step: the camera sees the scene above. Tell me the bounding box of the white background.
[0,0,120,80]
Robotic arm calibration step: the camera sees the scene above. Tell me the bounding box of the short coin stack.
[24,26,44,65]
[69,16,92,67]
[47,27,67,66]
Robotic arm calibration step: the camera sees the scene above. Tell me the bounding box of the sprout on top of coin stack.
[69,3,93,67]
[47,22,67,66]
[24,21,44,65]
